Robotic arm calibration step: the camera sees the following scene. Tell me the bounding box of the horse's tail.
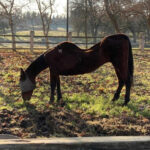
[128,38,134,85]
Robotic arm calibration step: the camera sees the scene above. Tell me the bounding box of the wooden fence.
[0,31,104,52]
[0,31,148,52]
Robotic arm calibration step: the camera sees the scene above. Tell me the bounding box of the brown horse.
[20,34,134,106]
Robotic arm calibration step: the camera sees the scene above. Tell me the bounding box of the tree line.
[0,0,150,50]
[0,0,60,50]
[70,0,150,43]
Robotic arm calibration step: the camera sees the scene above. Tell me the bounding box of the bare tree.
[70,1,85,36]
[104,0,121,33]
[71,0,105,42]
[87,0,105,42]
[119,0,150,42]
[0,0,16,51]
[127,0,150,30]
[70,0,149,44]
[36,0,55,49]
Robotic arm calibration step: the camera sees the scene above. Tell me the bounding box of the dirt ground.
[0,106,150,138]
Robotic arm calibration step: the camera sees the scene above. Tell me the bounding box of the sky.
[54,0,66,16]
[15,0,66,16]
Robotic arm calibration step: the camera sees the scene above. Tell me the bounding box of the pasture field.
[0,49,150,138]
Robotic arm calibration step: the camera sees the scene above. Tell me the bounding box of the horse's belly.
[59,63,99,75]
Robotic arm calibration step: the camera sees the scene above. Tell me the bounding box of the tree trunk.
[45,35,49,50]
[104,0,121,33]
[41,21,49,49]
[139,32,145,51]
[91,26,98,44]
[2,28,5,34]
[129,28,137,43]
[133,31,137,43]
[147,16,150,31]
[147,29,150,41]
[9,16,16,51]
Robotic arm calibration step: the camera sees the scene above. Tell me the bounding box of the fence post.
[68,32,72,42]
[12,34,16,51]
[30,30,34,53]
[139,32,145,51]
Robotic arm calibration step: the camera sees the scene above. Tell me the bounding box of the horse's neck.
[25,54,48,79]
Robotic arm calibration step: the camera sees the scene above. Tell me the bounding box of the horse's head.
[19,68,36,101]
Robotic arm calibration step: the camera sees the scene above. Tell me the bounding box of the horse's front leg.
[49,71,57,104]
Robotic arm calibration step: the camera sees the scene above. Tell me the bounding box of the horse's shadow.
[23,102,109,137]
[23,102,53,135]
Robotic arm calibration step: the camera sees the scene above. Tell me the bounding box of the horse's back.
[44,41,101,75]
[104,33,129,40]
[44,42,85,74]
[101,34,130,48]
[56,42,82,54]
[101,34,130,60]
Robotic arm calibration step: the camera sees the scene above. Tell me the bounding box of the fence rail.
[0,31,149,51]
[0,33,103,51]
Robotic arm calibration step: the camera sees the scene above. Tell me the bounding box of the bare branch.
[0,1,9,15]
[9,0,14,14]
[35,0,55,49]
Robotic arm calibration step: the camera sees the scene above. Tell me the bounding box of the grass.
[0,49,150,137]
[0,49,149,117]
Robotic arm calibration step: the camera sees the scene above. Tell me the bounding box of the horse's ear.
[20,68,26,81]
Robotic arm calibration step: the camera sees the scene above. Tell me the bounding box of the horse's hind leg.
[112,80,124,102]
[112,66,124,102]
[112,61,131,106]
[124,73,132,106]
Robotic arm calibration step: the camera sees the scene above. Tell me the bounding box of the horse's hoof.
[49,100,54,105]
[58,99,65,107]
[112,98,117,102]
[112,98,115,102]
[122,102,128,107]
